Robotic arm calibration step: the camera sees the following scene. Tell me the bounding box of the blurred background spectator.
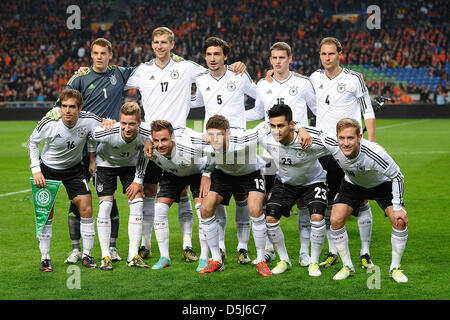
[0,0,448,103]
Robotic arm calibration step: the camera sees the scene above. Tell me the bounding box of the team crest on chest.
[110,75,117,85]
[170,69,179,79]
[76,127,87,138]
[356,163,365,172]
[227,81,236,91]
[336,83,346,93]
[295,150,306,159]
[289,85,298,96]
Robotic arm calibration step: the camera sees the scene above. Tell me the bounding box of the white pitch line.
[376,119,430,130]
[0,189,31,197]
[390,151,450,155]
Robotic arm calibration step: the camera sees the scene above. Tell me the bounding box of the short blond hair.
[120,102,141,120]
[152,27,174,43]
[336,118,361,136]
[91,38,112,52]
[319,37,342,53]
[270,42,292,57]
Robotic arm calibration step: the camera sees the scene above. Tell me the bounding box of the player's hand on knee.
[199,176,211,198]
[46,107,62,120]
[393,207,408,228]
[126,182,143,201]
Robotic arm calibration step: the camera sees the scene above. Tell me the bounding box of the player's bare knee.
[144,184,157,197]
[265,215,278,224]
[200,203,214,219]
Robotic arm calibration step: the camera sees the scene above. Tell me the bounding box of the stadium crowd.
[0,0,448,103]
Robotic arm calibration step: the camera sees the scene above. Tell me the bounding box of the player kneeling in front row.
[91,102,150,270]
[28,89,100,271]
[318,118,408,282]
[143,120,213,271]
[250,104,327,276]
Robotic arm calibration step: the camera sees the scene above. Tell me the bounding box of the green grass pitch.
[0,119,449,300]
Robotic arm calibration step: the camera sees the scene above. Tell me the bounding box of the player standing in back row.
[192,37,257,263]
[309,37,376,270]
[245,41,317,267]
[125,28,247,263]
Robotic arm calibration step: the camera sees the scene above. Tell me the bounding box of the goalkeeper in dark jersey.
[48,38,136,264]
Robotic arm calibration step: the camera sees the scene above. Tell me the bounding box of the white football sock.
[310,219,326,264]
[97,199,113,257]
[128,198,143,261]
[195,203,209,260]
[266,221,290,263]
[298,207,311,255]
[330,226,353,269]
[39,218,53,260]
[358,203,373,256]
[201,216,221,263]
[178,195,193,249]
[215,204,227,253]
[390,227,408,271]
[263,205,274,251]
[235,199,250,251]
[154,202,170,259]
[80,217,95,257]
[141,196,155,250]
[251,215,267,263]
[325,205,337,254]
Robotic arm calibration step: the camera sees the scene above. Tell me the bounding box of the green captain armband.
[46,107,62,120]
[170,52,184,62]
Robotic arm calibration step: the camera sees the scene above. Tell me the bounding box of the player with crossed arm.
[90,102,151,270]
[125,28,246,263]
[28,89,101,271]
[191,37,257,264]
[140,120,213,271]
[245,42,317,267]
[316,118,408,283]
[309,37,376,270]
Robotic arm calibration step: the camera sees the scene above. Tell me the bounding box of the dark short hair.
[267,104,293,123]
[59,89,83,106]
[202,37,230,57]
[205,114,230,131]
[151,120,174,136]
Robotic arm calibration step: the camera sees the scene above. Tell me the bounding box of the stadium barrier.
[0,103,449,121]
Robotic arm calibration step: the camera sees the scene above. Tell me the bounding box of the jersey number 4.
[325,95,330,105]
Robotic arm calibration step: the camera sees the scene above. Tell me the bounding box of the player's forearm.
[28,139,42,173]
[365,118,376,141]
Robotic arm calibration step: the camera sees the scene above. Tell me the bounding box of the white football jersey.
[310,68,374,135]
[238,123,328,186]
[149,126,211,177]
[28,112,101,173]
[125,58,206,127]
[318,133,405,207]
[92,122,150,171]
[189,127,264,176]
[192,66,256,129]
[246,71,317,125]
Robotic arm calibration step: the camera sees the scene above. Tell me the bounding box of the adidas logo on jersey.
[206,87,211,91]
[266,90,272,94]
[319,85,323,89]
[88,84,96,89]
[150,75,155,80]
